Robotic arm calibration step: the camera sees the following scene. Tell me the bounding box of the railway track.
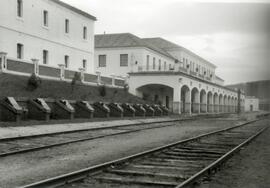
[20,117,269,188]
[0,119,189,157]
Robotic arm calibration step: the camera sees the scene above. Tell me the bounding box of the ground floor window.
[17,43,23,59]
[83,59,87,69]
[120,54,128,67]
[64,55,69,68]
[98,55,106,67]
[43,50,48,64]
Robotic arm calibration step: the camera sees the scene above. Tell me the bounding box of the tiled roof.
[142,37,216,68]
[95,33,175,60]
[215,75,224,81]
[51,0,97,21]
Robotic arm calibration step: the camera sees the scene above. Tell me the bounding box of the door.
[166,96,169,108]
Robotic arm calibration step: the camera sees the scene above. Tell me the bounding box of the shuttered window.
[120,54,128,67]
[99,55,106,67]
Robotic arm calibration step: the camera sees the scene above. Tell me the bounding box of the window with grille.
[43,50,48,64]
[83,59,87,69]
[83,27,87,39]
[146,55,150,70]
[120,54,128,67]
[99,55,106,67]
[64,55,69,68]
[43,10,48,27]
[65,19,69,33]
[17,43,23,59]
[17,0,23,17]
[153,57,156,69]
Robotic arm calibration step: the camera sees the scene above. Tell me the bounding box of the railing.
[2,58,125,88]
[135,65,214,83]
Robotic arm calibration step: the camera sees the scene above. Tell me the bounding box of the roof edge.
[50,0,97,21]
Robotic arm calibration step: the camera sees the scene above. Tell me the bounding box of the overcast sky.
[63,0,270,84]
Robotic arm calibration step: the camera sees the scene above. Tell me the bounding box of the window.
[164,61,167,70]
[82,59,87,69]
[43,50,48,64]
[98,55,106,67]
[17,0,23,17]
[64,55,69,68]
[17,43,23,59]
[120,54,128,67]
[146,55,150,70]
[65,19,69,33]
[43,10,48,27]
[158,59,161,70]
[83,27,87,40]
[153,57,156,69]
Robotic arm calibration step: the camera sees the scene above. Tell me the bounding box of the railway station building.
[95,33,245,114]
[0,0,96,73]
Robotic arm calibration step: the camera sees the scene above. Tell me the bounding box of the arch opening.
[181,85,191,113]
[200,89,207,113]
[214,93,219,113]
[136,84,174,110]
[207,92,213,113]
[191,87,200,113]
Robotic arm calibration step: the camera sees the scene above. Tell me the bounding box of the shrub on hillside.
[71,72,82,92]
[99,84,107,97]
[27,73,42,90]
[123,84,129,93]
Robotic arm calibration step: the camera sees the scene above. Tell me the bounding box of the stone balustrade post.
[32,59,39,76]
[96,71,101,85]
[0,52,8,72]
[58,64,65,80]
[111,74,116,87]
[79,68,85,83]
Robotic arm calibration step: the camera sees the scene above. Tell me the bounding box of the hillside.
[0,73,146,104]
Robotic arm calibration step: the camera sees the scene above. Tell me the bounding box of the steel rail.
[20,119,260,188]
[175,126,268,188]
[0,115,231,157]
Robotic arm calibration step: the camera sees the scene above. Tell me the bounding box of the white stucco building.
[244,96,259,112]
[0,0,96,73]
[95,33,244,114]
[95,33,176,78]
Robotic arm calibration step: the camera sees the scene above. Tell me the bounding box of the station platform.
[0,117,182,140]
[0,111,267,140]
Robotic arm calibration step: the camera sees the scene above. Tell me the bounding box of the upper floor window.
[83,27,87,40]
[153,57,156,69]
[17,0,23,17]
[65,19,69,33]
[82,59,87,69]
[43,50,48,64]
[146,55,150,70]
[98,55,106,67]
[43,10,48,27]
[164,61,167,70]
[17,43,23,59]
[120,54,128,67]
[64,55,69,68]
[158,59,161,70]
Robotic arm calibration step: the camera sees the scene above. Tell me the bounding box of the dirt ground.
[198,118,270,188]
[0,118,243,188]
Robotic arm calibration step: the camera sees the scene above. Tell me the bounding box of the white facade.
[168,49,216,79]
[245,96,259,112]
[128,72,243,114]
[0,0,96,73]
[95,47,175,78]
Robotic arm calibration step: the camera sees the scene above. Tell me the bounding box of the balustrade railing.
[3,58,125,87]
[136,65,214,83]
